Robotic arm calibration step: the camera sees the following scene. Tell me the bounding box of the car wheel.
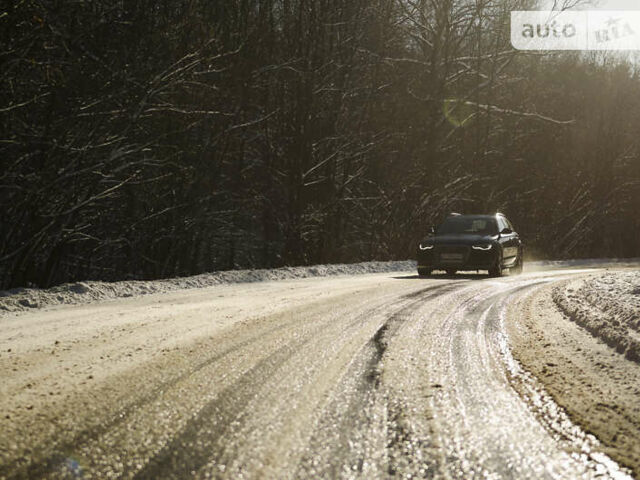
[446,269,457,276]
[417,268,432,277]
[511,252,523,275]
[488,258,503,277]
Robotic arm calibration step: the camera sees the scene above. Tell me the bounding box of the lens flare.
[443,98,476,128]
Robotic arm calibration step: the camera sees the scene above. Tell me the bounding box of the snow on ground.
[553,270,640,362]
[2,257,638,316]
[527,257,640,270]
[0,260,416,314]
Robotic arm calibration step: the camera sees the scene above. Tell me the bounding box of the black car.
[416,213,523,277]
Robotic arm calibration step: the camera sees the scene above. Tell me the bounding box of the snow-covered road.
[1,266,638,479]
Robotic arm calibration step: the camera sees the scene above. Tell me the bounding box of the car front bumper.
[417,244,498,270]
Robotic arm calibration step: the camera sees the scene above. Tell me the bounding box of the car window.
[505,217,515,231]
[437,217,498,235]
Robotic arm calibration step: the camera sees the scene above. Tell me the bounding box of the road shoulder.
[507,278,640,478]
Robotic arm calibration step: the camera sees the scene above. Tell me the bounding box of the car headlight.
[419,244,435,250]
[472,244,493,250]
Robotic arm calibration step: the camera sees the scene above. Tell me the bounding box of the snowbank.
[0,260,416,314]
[553,270,640,362]
[3,257,638,317]
[527,258,640,270]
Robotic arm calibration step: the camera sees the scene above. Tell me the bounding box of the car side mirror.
[500,227,512,235]
[428,226,435,235]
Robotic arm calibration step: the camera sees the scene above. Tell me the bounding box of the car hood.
[422,234,497,246]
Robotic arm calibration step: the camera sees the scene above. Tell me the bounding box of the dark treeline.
[2,0,639,288]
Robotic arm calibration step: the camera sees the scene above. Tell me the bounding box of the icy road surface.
[0,268,635,479]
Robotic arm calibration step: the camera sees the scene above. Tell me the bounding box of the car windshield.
[437,217,498,235]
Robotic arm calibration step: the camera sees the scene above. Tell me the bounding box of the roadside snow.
[0,260,416,314]
[3,257,638,316]
[553,270,640,362]
[527,258,640,270]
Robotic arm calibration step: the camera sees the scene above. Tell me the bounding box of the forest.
[2,0,639,289]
